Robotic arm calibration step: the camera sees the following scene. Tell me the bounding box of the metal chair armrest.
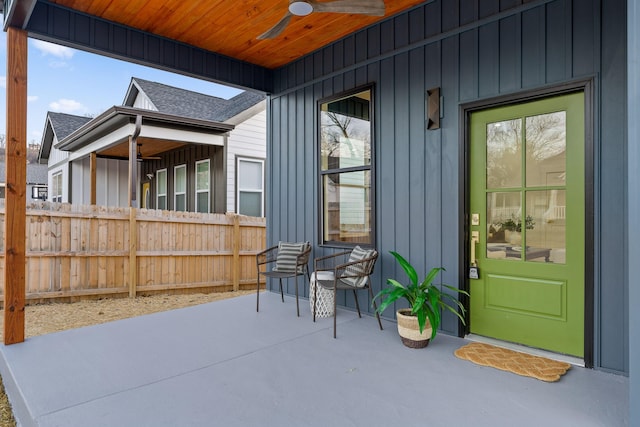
[256,245,279,267]
[313,250,351,272]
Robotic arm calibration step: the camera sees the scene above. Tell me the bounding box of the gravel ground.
[0,290,256,426]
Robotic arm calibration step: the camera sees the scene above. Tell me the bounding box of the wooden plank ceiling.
[50,0,426,69]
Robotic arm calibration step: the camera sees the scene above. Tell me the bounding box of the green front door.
[469,92,585,357]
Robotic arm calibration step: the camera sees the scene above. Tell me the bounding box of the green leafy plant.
[498,215,535,232]
[374,251,469,340]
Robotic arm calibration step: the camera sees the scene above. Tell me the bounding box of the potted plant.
[498,215,536,233]
[374,251,469,348]
[496,215,535,245]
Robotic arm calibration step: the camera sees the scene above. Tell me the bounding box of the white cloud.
[28,96,38,103]
[49,98,86,114]
[0,76,5,88]
[30,130,42,142]
[32,40,75,59]
[49,60,70,69]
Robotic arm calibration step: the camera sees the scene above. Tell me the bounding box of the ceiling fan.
[137,144,162,162]
[258,0,386,40]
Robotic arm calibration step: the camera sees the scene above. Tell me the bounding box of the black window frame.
[317,84,376,249]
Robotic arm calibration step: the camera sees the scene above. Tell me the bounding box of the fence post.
[233,214,240,291]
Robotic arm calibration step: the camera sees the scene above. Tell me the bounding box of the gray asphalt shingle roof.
[47,113,93,141]
[130,78,265,122]
[0,162,48,184]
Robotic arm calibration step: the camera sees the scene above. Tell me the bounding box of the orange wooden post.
[4,27,28,344]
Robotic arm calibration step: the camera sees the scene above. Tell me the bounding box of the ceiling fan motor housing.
[289,1,313,16]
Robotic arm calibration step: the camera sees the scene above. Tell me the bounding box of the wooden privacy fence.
[0,202,266,302]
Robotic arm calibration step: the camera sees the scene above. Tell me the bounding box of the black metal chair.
[256,241,311,317]
[312,247,383,338]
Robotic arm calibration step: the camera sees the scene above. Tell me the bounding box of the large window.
[237,158,264,217]
[52,171,63,203]
[319,87,374,246]
[195,160,210,213]
[174,165,187,211]
[156,169,167,210]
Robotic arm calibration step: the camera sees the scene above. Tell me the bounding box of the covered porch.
[0,292,628,426]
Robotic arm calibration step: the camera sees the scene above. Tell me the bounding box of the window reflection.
[486,119,522,189]
[526,112,566,187]
[526,190,566,263]
[323,171,372,244]
[486,192,522,260]
[320,88,373,245]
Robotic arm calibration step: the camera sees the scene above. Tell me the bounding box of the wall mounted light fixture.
[426,87,441,130]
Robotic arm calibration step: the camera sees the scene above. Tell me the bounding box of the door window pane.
[487,192,522,260]
[526,190,566,263]
[486,119,522,189]
[525,112,566,187]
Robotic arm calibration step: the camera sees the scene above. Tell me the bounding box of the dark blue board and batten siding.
[268,0,627,374]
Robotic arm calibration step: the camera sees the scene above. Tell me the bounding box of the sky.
[0,30,242,144]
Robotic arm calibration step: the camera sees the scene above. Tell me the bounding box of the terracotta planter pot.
[396,308,432,348]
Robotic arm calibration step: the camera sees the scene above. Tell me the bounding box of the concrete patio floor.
[0,292,629,427]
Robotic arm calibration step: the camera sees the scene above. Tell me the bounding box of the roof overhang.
[3,0,429,93]
[56,106,234,154]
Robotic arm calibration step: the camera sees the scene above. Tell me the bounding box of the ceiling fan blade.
[309,0,385,16]
[257,12,293,39]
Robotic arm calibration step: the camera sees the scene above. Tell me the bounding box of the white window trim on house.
[174,164,187,212]
[156,168,167,210]
[195,159,210,213]
[52,171,63,203]
[236,157,264,217]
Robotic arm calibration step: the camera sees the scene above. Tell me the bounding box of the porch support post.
[90,151,97,205]
[128,135,137,298]
[4,27,28,345]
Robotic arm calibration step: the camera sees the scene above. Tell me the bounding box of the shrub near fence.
[0,202,266,302]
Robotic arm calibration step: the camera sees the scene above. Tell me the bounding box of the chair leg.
[295,275,300,317]
[256,274,260,312]
[369,286,384,331]
[279,279,284,302]
[312,278,317,323]
[333,284,338,339]
[353,290,362,318]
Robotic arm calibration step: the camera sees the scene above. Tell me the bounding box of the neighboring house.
[38,78,266,216]
[0,162,48,202]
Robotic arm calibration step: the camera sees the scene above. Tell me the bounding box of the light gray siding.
[225,109,267,213]
[268,0,628,374]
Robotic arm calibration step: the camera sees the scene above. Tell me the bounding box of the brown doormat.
[454,342,571,382]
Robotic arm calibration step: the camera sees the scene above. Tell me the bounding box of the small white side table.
[309,271,335,318]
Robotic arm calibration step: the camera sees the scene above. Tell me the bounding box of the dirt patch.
[0,290,256,426]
